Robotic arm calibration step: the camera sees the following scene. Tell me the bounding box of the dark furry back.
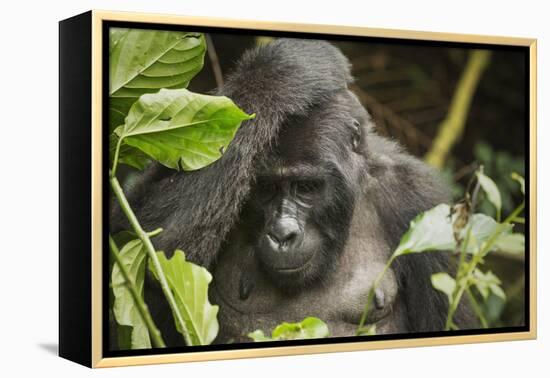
[111,39,353,267]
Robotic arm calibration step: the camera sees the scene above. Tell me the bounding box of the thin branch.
[206,34,224,89]
[453,162,478,182]
[110,173,194,346]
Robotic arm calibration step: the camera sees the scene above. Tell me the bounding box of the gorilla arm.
[365,133,476,332]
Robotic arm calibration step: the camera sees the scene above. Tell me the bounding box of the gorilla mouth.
[276,266,305,272]
[270,250,316,275]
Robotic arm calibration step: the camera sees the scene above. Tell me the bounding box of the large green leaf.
[149,250,219,345]
[111,239,151,349]
[248,317,330,342]
[109,28,206,131]
[114,88,254,171]
[393,204,511,256]
[109,29,205,96]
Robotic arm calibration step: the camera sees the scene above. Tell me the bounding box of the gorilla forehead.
[268,96,360,165]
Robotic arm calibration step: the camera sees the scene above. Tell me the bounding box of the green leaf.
[247,330,272,342]
[117,325,133,350]
[431,272,456,303]
[470,213,509,243]
[493,232,525,254]
[393,204,453,256]
[357,324,377,336]
[109,28,206,128]
[115,88,254,171]
[477,171,502,216]
[111,239,151,349]
[489,284,506,300]
[110,97,136,134]
[248,317,329,342]
[149,250,219,345]
[511,172,525,195]
[392,204,509,256]
[272,317,330,340]
[473,269,505,300]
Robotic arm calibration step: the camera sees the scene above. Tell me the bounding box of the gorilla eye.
[295,180,323,195]
[256,179,278,202]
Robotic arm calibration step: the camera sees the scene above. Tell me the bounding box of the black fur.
[111,38,473,346]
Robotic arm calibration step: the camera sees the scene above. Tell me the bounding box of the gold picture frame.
[59,9,537,368]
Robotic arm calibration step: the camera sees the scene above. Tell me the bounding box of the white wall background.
[1,0,546,376]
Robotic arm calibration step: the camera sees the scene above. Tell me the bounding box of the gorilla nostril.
[284,231,297,243]
[272,231,296,244]
[266,232,279,245]
[267,231,296,245]
[267,219,300,249]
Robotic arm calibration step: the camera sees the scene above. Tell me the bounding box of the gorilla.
[111,38,473,347]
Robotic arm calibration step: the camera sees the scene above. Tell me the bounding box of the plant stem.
[444,228,471,329]
[109,235,166,348]
[110,173,194,346]
[148,228,163,237]
[446,240,488,330]
[111,136,123,177]
[356,255,395,335]
[466,287,489,328]
[445,201,525,330]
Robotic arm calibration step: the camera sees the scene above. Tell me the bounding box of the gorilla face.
[242,101,367,289]
[250,164,336,287]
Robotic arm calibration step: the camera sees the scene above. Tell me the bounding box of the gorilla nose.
[267,218,301,250]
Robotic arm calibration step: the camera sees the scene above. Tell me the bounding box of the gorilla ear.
[351,119,362,151]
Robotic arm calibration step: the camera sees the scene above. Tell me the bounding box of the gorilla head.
[240,92,370,289]
[112,38,475,346]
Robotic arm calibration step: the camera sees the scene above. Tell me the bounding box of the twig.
[453,162,478,182]
[206,34,224,89]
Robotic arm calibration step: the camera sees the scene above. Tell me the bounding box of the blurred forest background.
[182,33,527,329]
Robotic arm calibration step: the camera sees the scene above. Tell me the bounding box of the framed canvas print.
[59,10,537,368]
